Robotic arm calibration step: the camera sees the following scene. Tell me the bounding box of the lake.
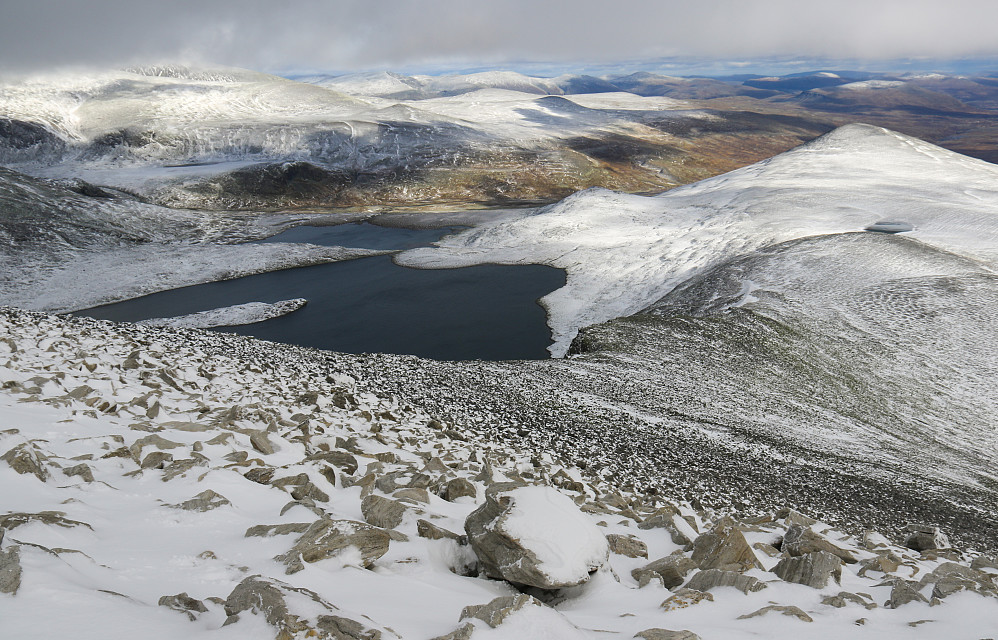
[77,221,565,361]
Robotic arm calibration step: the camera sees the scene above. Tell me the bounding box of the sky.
[1,0,998,76]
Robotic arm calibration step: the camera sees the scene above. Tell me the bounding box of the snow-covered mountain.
[0,65,828,210]
[399,124,998,355]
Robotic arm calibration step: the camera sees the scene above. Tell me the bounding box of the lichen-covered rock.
[883,577,930,608]
[62,463,95,483]
[773,550,842,588]
[245,523,312,538]
[158,592,209,620]
[417,519,464,542]
[223,575,391,638]
[660,588,713,611]
[0,546,22,595]
[607,533,648,559]
[904,525,951,552]
[171,490,230,512]
[738,605,813,622]
[443,477,477,502]
[690,517,760,572]
[781,524,857,564]
[632,554,697,588]
[634,629,701,640]
[684,569,766,595]
[249,430,278,455]
[361,495,411,529]
[464,483,608,589]
[1,443,48,481]
[275,519,391,574]
[821,592,878,609]
[460,594,544,628]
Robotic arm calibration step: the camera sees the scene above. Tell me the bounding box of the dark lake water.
[77,222,565,361]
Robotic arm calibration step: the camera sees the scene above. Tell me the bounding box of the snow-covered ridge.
[137,298,308,329]
[398,124,998,356]
[2,308,997,638]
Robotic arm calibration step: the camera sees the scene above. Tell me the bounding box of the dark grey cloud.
[2,0,997,74]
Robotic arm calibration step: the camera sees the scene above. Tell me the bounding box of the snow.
[496,485,609,585]
[137,298,307,328]
[398,124,998,355]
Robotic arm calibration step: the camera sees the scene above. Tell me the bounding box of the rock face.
[690,517,760,572]
[464,483,608,589]
[904,525,951,552]
[772,551,842,588]
[275,519,391,574]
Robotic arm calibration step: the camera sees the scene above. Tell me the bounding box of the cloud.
[2,0,997,74]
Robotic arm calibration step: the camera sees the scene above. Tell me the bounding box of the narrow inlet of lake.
[77,221,566,361]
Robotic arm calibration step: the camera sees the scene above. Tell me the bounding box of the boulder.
[62,463,95,483]
[684,569,766,595]
[883,578,930,608]
[821,592,878,609]
[249,430,278,455]
[772,551,842,588]
[361,495,411,530]
[223,575,391,638]
[171,490,231,512]
[660,588,713,611]
[291,482,330,503]
[460,594,544,628]
[275,519,390,574]
[1,444,48,481]
[158,592,209,620]
[737,605,813,622]
[443,478,477,502]
[464,484,608,589]
[781,524,857,564]
[417,520,465,542]
[904,525,950,552]
[0,546,22,595]
[607,533,648,559]
[631,554,697,588]
[690,517,760,572]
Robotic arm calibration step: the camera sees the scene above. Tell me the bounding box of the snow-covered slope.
[0,167,384,311]
[398,124,998,356]
[3,308,997,639]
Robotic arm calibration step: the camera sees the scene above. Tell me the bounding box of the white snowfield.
[2,309,998,639]
[398,124,998,356]
[137,298,308,329]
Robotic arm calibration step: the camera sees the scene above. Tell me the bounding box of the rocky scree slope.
[2,308,998,638]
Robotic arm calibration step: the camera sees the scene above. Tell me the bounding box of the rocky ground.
[2,307,997,639]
